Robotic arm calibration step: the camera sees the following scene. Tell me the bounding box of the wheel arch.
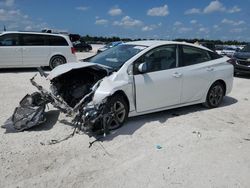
[211,79,226,96]
[112,90,130,112]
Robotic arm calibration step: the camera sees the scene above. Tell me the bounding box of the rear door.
[21,34,50,66]
[0,33,22,68]
[179,45,214,103]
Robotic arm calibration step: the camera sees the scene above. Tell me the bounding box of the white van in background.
[0,31,77,69]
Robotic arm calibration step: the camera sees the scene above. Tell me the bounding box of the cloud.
[113,16,143,28]
[24,25,32,31]
[178,27,192,33]
[142,23,161,32]
[203,1,225,14]
[199,27,210,33]
[5,0,14,6]
[0,0,15,7]
[147,5,169,16]
[174,21,182,26]
[190,20,197,24]
[221,19,245,26]
[185,8,201,15]
[0,9,24,21]
[75,6,89,11]
[108,7,122,16]
[227,6,241,13]
[142,26,154,32]
[213,25,221,31]
[95,19,108,25]
[0,8,49,31]
[230,28,246,33]
[185,1,241,15]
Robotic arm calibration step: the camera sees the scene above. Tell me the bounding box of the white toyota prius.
[7,40,234,132]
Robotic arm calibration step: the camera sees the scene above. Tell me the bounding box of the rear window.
[49,36,68,46]
[181,45,211,66]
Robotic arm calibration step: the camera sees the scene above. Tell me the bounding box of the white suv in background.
[0,31,77,69]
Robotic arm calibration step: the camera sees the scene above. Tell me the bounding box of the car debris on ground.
[3,65,119,137]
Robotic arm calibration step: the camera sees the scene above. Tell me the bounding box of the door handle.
[172,72,182,78]
[206,67,214,71]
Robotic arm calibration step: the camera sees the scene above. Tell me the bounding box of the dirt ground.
[0,47,250,187]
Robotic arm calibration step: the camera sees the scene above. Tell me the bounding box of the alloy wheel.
[107,100,126,130]
[208,85,224,107]
[50,56,65,69]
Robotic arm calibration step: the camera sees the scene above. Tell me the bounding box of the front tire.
[50,56,66,69]
[204,82,225,108]
[105,95,129,130]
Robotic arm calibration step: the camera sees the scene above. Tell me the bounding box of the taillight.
[71,47,76,54]
[227,58,236,65]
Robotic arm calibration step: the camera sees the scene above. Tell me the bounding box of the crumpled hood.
[48,62,108,80]
[234,52,250,60]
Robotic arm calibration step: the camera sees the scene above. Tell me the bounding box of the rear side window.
[49,36,68,46]
[181,45,211,66]
[0,34,20,46]
[22,34,46,46]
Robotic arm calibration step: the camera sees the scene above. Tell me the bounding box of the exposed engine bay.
[4,63,124,136]
[51,67,107,107]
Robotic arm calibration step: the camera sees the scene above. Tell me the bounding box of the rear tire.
[50,56,66,69]
[204,82,225,108]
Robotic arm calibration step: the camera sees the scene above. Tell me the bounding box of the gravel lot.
[0,47,250,187]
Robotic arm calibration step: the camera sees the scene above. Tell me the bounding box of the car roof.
[0,31,68,38]
[126,40,212,51]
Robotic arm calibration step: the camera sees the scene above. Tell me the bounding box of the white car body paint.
[48,62,100,80]
[49,40,234,118]
[92,72,136,111]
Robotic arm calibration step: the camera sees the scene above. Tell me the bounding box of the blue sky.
[0,0,250,41]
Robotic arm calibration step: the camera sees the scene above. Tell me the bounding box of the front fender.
[92,75,135,112]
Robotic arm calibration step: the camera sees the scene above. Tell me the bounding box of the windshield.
[240,44,250,52]
[89,44,147,70]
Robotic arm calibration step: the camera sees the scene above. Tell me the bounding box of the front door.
[133,45,182,112]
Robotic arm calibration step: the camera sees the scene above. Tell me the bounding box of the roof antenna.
[4,25,6,31]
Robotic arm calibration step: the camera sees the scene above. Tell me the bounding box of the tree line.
[79,34,248,45]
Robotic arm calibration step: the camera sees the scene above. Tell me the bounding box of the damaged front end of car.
[5,63,118,135]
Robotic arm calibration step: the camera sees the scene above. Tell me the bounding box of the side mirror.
[138,62,147,74]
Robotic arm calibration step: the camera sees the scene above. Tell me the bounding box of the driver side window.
[134,45,177,74]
